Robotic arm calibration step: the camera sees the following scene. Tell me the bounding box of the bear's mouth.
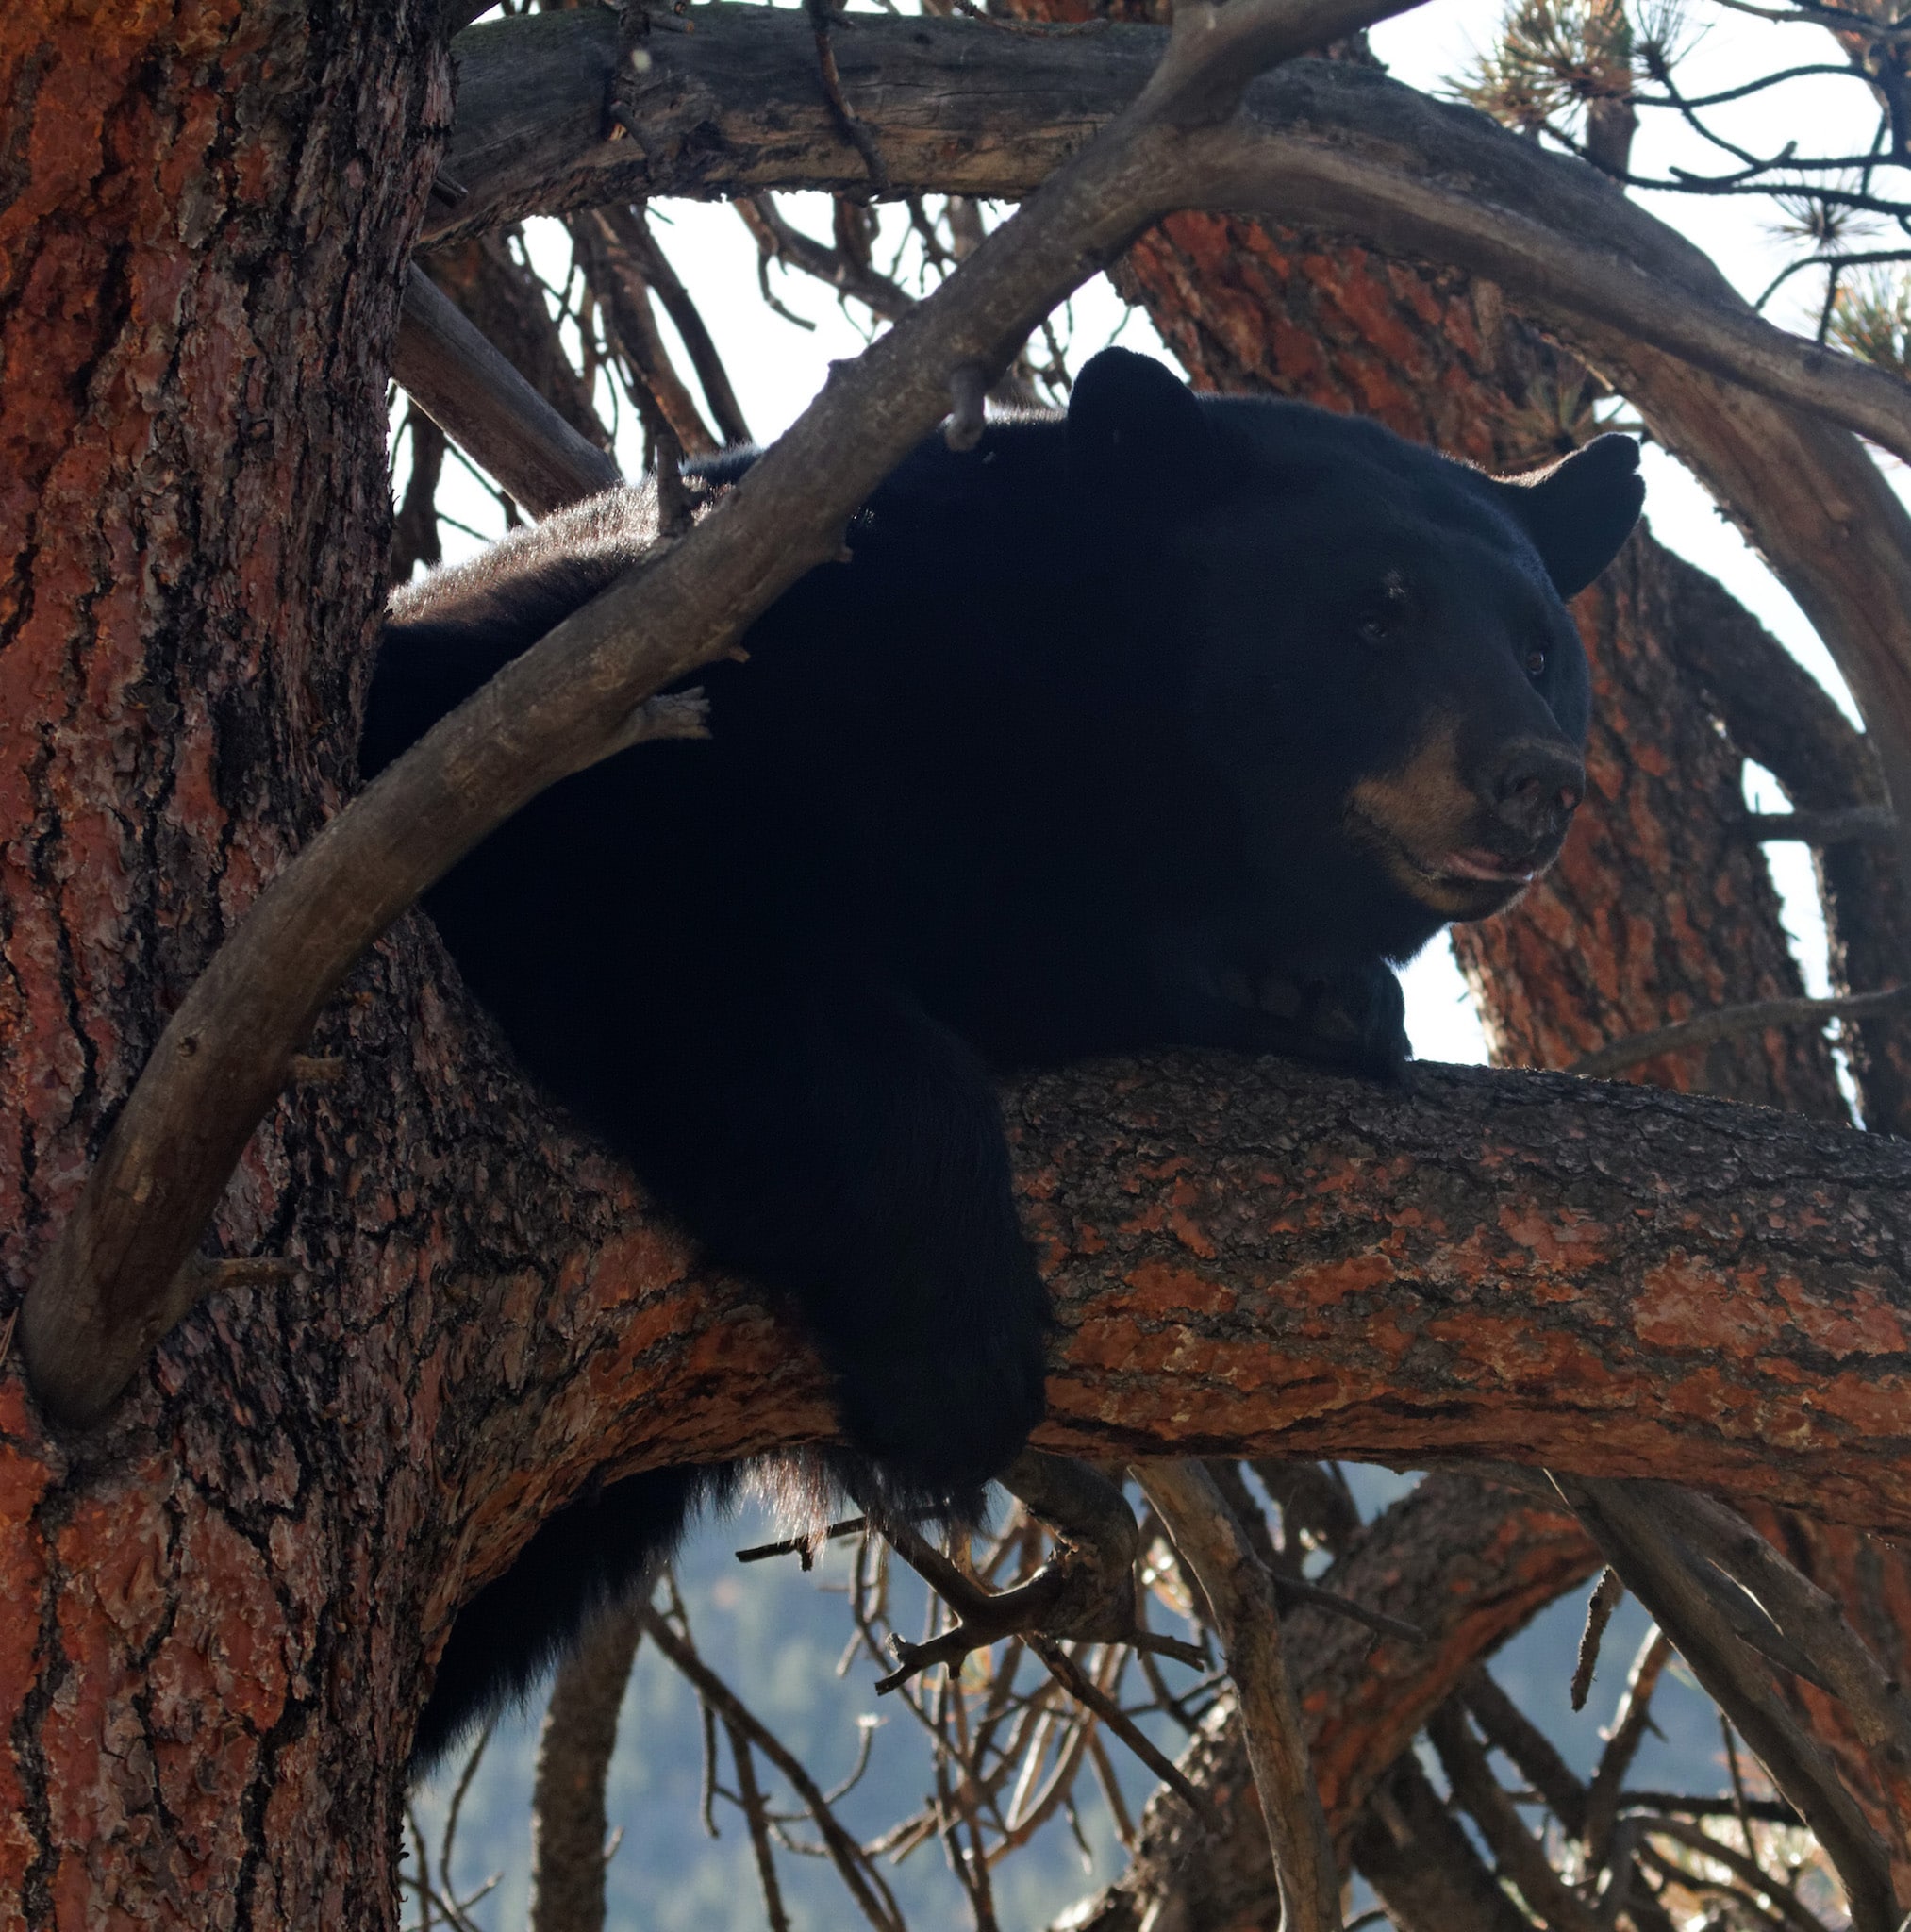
[1428,844,1541,886]
[1348,808,1559,913]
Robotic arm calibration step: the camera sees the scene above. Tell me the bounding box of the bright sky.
[436,0,1887,1065]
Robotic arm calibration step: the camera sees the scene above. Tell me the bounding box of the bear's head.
[1065,347,1643,962]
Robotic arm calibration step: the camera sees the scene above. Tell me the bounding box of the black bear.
[366,347,1643,1764]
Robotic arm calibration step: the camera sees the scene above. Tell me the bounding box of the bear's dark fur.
[366,349,1642,1765]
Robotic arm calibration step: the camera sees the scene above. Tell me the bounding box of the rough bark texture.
[1055,1474,1599,1931]
[8,12,1911,1930]
[1063,183,1906,1931]
[1,8,455,1925]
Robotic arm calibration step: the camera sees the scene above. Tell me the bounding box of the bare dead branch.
[429,9,1911,471]
[1353,1754,1538,1932]
[735,196,915,323]
[807,0,892,199]
[1623,1790,1801,1825]
[1429,1702,1604,1932]
[1635,1817,1834,1932]
[725,1719,793,1932]
[1463,1666,1590,1833]
[529,1606,642,1932]
[1749,806,1897,845]
[1572,1567,1625,1711]
[1136,1460,1342,1932]
[391,406,449,587]
[20,0,1425,1431]
[1026,1636,1224,1830]
[1583,1626,1673,1873]
[1570,985,1911,1077]
[1648,1486,1911,1857]
[1559,1475,1899,1932]
[640,1607,905,1932]
[570,209,720,456]
[391,266,621,517]
[596,204,751,448]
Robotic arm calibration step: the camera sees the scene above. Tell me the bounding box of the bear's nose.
[1489,741,1585,845]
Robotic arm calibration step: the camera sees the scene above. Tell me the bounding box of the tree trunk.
[1,9,453,1924]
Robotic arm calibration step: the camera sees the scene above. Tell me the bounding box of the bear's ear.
[1067,347,1211,496]
[1490,433,1645,599]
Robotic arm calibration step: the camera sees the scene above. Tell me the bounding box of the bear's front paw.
[1287,961,1410,1082]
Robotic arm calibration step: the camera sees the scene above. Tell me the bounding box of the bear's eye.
[1357,572,1411,644]
[1525,647,1548,677]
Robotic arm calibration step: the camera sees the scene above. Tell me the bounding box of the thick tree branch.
[432,8,1911,469]
[20,0,1420,1428]
[391,264,622,514]
[338,1052,1911,1606]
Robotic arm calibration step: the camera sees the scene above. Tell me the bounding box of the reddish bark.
[1,8,455,1925]
[1078,193,1904,1925]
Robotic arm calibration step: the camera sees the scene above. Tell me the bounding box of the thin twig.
[809,0,894,198]
[1583,1626,1672,1871]
[726,1720,793,1932]
[1571,985,1911,1077]
[1635,1818,1832,1932]
[641,1607,905,1932]
[1030,1636,1223,1830]
[1747,805,1895,844]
